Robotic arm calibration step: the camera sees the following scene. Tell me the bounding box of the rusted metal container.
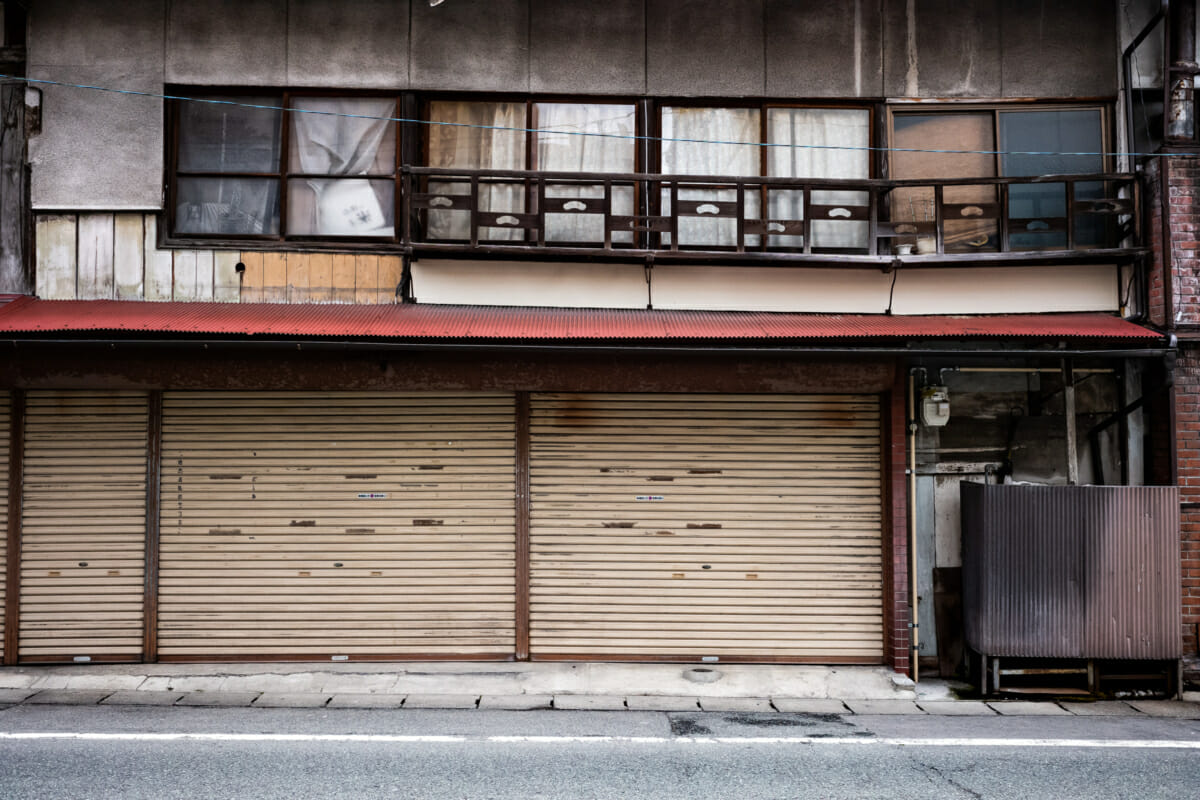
[961,483,1180,660]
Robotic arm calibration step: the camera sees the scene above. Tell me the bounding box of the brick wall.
[1177,353,1200,655]
[1158,154,1200,656]
[1151,155,1200,327]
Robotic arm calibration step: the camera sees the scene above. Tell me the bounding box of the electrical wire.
[2,72,1198,160]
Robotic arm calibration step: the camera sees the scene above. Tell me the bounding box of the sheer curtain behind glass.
[288,97,397,236]
[426,102,525,240]
[767,109,870,250]
[535,103,636,243]
[661,107,761,247]
[175,96,282,235]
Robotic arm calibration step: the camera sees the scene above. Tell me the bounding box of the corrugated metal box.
[961,483,1180,660]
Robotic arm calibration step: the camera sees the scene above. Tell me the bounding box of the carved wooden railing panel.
[401,167,1142,264]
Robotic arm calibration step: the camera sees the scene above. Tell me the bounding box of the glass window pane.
[426,101,526,170]
[661,108,759,247]
[768,108,870,250]
[535,103,635,244]
[1000,109,1104,249]
[287,178,394,237]
[178,96,282,173]
[661,107,760,176]
[892,112,998,253]
[289,97,396,175]
[534,103,635,172]
[175,177,280,235]
[998,109,1104,177]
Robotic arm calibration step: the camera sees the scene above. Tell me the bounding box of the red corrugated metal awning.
[0,297,1163,342]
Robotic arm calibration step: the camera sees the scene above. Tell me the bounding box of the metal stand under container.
[961,483,1182,697]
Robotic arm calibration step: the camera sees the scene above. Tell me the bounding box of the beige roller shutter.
[530,393,883,661]
[19,391,148,662]
[159,392,516,658]
[0,392,8,661]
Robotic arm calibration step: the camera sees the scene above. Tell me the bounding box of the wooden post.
[1064,360,1079,485]
[4,390,23,665]
[142,391,162,662]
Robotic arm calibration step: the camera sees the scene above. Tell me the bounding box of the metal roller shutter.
[19,391,148,662]
[158,392,516,658]
[529,393,883,661]
[0,392,8,661]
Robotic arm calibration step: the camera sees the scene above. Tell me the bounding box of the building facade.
[0,0,1185,683]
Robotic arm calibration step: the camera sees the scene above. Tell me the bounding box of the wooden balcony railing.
[401,167,1144,267]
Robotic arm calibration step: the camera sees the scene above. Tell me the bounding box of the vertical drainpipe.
[1168,0,1197,141]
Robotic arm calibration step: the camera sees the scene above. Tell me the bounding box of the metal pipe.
[1122,3,1166,159]
[945,367,1115,374]
[1169,0,1198,140]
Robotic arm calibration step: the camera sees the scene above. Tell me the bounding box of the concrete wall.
[26,0,1121,210]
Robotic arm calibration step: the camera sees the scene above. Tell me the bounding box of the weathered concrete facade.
[0,0,1183,684]
[26,0,1117,209]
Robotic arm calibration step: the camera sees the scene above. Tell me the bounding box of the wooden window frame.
[167,88,404,247]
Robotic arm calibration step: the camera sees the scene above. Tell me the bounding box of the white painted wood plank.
[194,250,215,300]
[35,215,77,299]
[143,216,174,302]
[213,252,241,303]
[112,214,145,300]
[172,250,198,301]
[77,214,115,299]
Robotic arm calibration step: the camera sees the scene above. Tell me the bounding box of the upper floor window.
[167,92,1111,256]
[173,94,400,240]
[423,100,636,243]
[890,106,1107,251]
[660,105,870,249]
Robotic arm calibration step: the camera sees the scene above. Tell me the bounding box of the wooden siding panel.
[19,391,148,661]
[308,253,333,303]
[158,392,517,657]
[287,253,310,303]
[528,393,884,660]
[112,214,145,301]
[77,214,115,300]
[332,254,356,303]
[35,215,77,300]
[144,216,174,302]
[378,255,403,304]
[239,251,265,303]
[262,253,287,303]
[354,255,379,305]
[213,251,242,303]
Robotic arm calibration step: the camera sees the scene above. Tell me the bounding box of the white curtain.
[767,108,870,249]
[661,108,761,247]
[288,97,396,236]
[536,103,636,243]
[426,101,525,241]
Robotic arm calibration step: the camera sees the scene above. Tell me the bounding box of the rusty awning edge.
[0,298,1166,343]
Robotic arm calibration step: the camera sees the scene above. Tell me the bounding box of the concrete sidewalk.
[0,662,1197,717]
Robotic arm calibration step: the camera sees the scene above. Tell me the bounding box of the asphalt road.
[2,704,1199,799]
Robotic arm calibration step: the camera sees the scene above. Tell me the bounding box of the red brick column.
[1155,154,1200,656]
[1177,353,1200,655]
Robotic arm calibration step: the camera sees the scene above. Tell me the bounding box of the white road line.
[1,732,1200,749]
